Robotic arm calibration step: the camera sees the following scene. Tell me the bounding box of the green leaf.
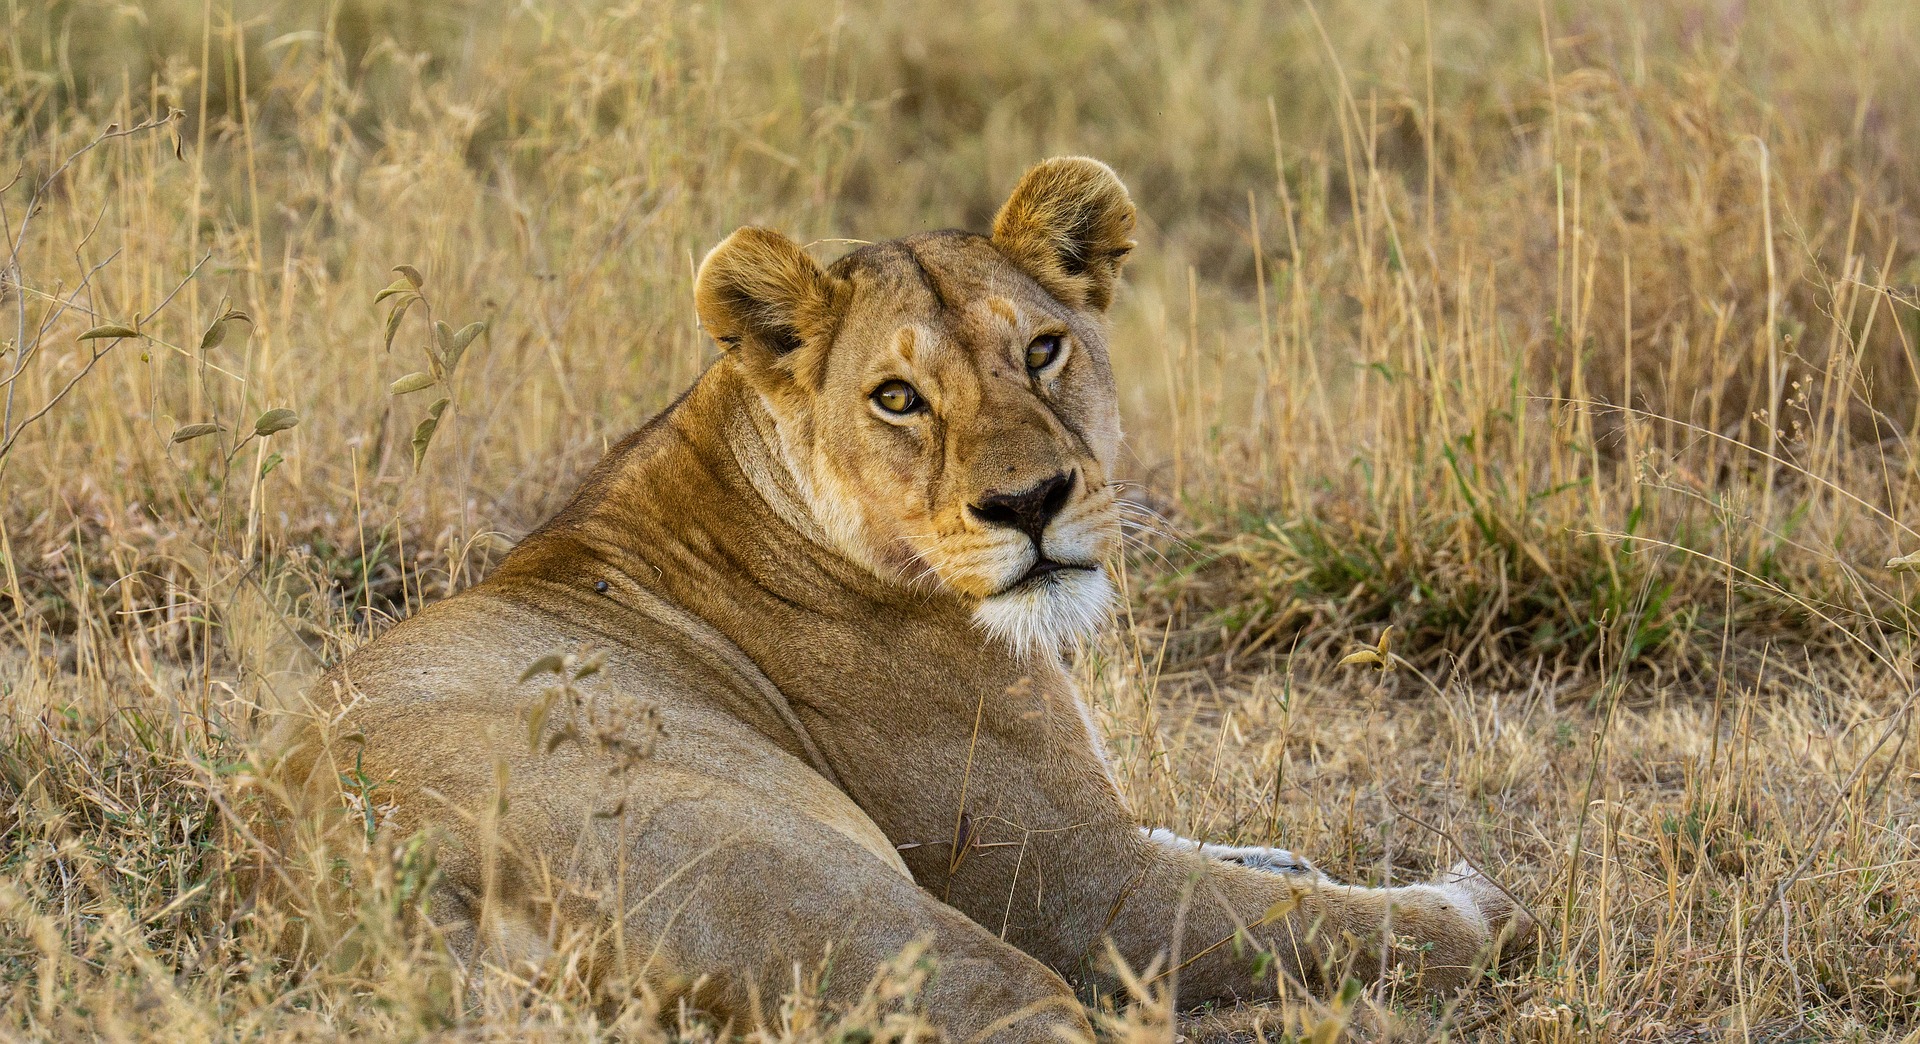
[572,649,607,680]
[79,323,139,341]
[253,408,298,436]
[443,321,485,374]
[392,264,424,289]
[259,452,284,478]
[409,397,450,470]
[373,280,417,306]
[198,308,252,352]
[170,422,224,444]
[410,416,438,469]
[525,689,558,751]
[424,320,452,372]
[1258,893,1300,925]
[384,296,417,353]
[519,653,567,683]
[389,371,437,395]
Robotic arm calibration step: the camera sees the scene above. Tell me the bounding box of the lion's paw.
[1142,827,1326,880]
[1210,843,1322,877]
[1431,861,1537,959]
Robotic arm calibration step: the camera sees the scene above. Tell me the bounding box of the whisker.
[907,558,949,591]
[1116,517,1180,541]
[1113,512,1182,543]
[1119,531,1178,571]
[1113,500,1179,528]
[1112,496,1172,517]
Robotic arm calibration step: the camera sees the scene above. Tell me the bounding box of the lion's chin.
[970,567,1113,656]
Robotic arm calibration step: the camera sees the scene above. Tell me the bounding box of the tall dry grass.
[2,0,1917,1039]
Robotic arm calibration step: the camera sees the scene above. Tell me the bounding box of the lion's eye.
[871,380,923,416]
[1026,334,1063,371]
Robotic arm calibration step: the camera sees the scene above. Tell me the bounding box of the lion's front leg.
[891,676,1530,1002]
[1103,832,1534,1000]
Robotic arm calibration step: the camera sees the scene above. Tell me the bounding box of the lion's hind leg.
[595,785,1092,1043]
[421,759,1092,1043]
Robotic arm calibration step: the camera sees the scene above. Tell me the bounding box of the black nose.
[969,471,1075,544]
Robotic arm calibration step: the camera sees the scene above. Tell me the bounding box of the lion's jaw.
[971,566,1115,655]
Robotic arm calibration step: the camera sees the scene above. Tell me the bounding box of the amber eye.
[871,380,923,416]
[1026,334,1064,371]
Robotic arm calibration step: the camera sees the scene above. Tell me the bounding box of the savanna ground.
[3,0,1919,1040]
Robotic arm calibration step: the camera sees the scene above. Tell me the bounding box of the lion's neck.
[590,363,905,612]
[550,358,1052,684]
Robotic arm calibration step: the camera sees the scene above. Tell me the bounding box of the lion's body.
[271,160,1524,1041]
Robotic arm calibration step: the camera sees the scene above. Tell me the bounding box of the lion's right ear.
[695,227,845,383]
[991,157,1136,313]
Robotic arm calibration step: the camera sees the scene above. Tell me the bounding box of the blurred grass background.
[2,0,1918,1040]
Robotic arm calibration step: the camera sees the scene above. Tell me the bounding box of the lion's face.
[694,158,1138,653]
[805,231,1126,652]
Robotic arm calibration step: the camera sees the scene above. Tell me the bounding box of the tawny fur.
[266,157,1530,1042]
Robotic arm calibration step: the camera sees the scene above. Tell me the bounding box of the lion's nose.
[969,471,1075,544]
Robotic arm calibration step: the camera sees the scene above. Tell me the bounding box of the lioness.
[274,158,1526,1040]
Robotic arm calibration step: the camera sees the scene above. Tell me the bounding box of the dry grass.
[3,0,1918,1039]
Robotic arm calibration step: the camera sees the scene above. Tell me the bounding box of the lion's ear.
[695,227,845,381]
[990,157,1136,312]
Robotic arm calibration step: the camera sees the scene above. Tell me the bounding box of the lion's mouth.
[999,556,1097,595]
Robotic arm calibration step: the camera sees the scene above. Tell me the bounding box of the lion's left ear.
[990,157,1136,312]
[695,227,847,388]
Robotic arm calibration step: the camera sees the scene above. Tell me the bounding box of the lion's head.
[693,157,1137,653]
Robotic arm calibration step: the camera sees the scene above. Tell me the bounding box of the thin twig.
[6,112,183,435]
[4,255,232,381]
[0,254,215,472]
[0,248,121,392]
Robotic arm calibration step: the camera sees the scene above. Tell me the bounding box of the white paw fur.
[1142,827,1325,879]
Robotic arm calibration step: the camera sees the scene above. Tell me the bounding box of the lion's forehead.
[837,234,1053,329]
[848,285,1044,379]
[840,269,1049,399]
[886,295,1028,363]
[980,295,1022,328]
